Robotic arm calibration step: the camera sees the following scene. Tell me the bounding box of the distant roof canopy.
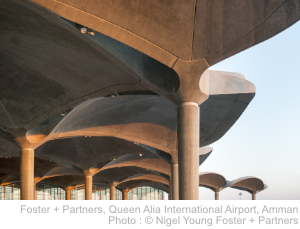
[199,173,268,195]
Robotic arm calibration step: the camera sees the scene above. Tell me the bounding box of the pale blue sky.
[199,21,300,200]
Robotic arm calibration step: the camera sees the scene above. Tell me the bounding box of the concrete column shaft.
[66,189,71,200]
[169,178,173,200]
[20,148,34,200]
[177,103,199,200]
[122,190,128,200]
[33,183,36,200]
[171,164,179,200]
[85,176,93,200]
[110,184,115,200]
[215,192,219,200]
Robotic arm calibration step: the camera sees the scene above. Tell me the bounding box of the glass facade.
[128,186,164,200]
[0,184,20,200]
[0,183,65,200]
[71,185,122,200]
[36,183,65,200]
[0,184,164,200]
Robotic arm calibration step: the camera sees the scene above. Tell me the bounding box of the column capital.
[109,182,119,187]
[172,58,209,105]
[83,170,94,177]
[65,186,75,191]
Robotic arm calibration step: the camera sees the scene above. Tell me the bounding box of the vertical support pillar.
[65,187,72,200]
[171,164,179,200]
[33,183,36,200]
[252,193,256,200]
[20,148,34,200]
[169,177,173,200]
[122,189,128,200]
[85,176,93,200]
[110,183,115,200]
[177,103,200,200]
[215,192,219,200]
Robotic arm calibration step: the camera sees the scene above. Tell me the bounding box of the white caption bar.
[0,201,299,229]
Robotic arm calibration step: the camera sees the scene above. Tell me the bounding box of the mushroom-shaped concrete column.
[33,166,85,200]
[65,186,74,200]
[84,174,93,200]
[199,172,228,200]
[10,129,37,200]
[3,127,57,200]
[122,189,130,200]
[109,182,118,200]
[229,177,268,200]
[20,148,35,200]
[49,70,256,201]
[173,60,209,200]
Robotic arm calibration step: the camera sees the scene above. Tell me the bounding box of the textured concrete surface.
[2,0,284,198]
[29,0,300,66]
[198,173,268,200]
[37,71,255,153]
[199,172,228,192]
[1,0,258,134]
[229,176,268,194]
[0,70,255,196]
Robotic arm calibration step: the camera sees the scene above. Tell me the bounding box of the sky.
[198,21,300,200]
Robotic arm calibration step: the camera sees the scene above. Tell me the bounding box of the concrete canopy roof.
[2,0,282,197]
[42,84,254,153]
[0,0,146,131]
[93,166,168,184]
[99,154,171,176]
[199,172,228,192]
[229,176,268,194]
[0,157,64,177]
[0,172,9,181]
[1,0,257,140]
[0,160,171,192]
[0,70,250,192]
[0,137,20,157]
[0,0,261,136]
[0,135,212,192]
[37,175,88,189]
[1,175,20,186]
[34,137,162,172]
[29,0,300,66]
[96,149,212,176]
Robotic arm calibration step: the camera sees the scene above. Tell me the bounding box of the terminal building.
[1,0,298,200]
